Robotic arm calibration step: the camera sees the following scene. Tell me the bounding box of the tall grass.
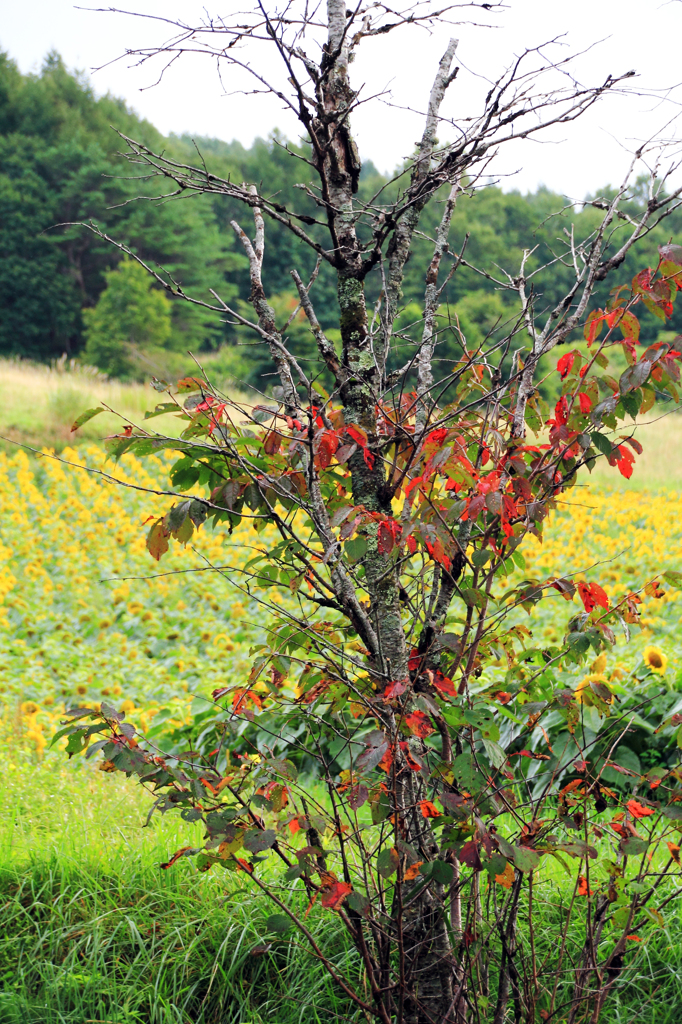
[0,759,360,1024]
[0,357,245,452]
[3,756,682,1022]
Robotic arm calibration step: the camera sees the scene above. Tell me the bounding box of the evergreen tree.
[82,259,172,378]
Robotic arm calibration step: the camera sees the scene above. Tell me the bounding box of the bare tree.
[56,3,682,1023]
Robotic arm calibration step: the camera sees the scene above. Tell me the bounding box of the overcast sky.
[3,1,682,198]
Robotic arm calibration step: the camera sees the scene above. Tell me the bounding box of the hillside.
[3,49,682,390]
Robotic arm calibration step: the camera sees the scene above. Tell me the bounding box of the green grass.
[3,757,682,1023]
[0,759,360,1024]
[0,356,245,452]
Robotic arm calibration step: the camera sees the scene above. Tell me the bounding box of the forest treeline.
[2,49,681,388]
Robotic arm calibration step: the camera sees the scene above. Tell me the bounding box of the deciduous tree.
[57,4,682,1022]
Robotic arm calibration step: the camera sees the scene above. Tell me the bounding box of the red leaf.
[320,879,353,911]
[176,376,204,393]
[554,396,569,426]
[408,648,422,672]
[577,580,609,613]
[419,799,441,819]
[288,817,302,834]
[345,424,368,448]
[667,841,681,863]
[378,521,395,555]
[160,846,194,869]
[404,860,424,880]
[589,582,610,611]
[584,309,606,344]
[557,352,575,380]
[425,427,448,445]
[377,746,394,772]
[384,679,407,699]
[425,538,451,572]
[315,430,339,469]
[459,840,482,871]
[363,447,375,470]
[578,392,592,413]
[404,710,435,739]
[432,672,456,698]
[577,875,594,896]
[632,268,654,296]
[627,799,654,819]
[263,430,282,456]
[399,742,423,771]
[577,581,596,613]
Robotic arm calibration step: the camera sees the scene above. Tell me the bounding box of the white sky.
[2,1,682,198]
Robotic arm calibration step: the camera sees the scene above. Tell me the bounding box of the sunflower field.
[2,442,682,1022]
[1,443,682,768]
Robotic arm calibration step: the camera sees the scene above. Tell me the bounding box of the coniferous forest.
[3,49,682,390]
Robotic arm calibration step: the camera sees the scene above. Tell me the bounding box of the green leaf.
[189,499,209,527]
[482,738,507,769]
[452,752,485,793]
[268,758,298,782]
[663,570,682,588]
[344,536,367,562]
[265,914,293,934]
[346,891,370,916]
[567,632,590,656]
[662,805,682,820]
[175,516,194,545]
[164,500,192,533]
[371,790,391,825]
[591,431,612,458]
[513,847,540,873]
[144,402,181,420]
[620,390,641,419]
[471,548,492,568]
[461,587,486,609]
[525,403,542,433]
[70,407,105,432]
[621,838,648,857]
[243,828,277,854]
[430,859,454,885]
[377,847,399,878]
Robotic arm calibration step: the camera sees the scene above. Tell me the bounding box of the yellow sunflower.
[591,653,607,674]
[643,646,667,674]
[575,673,613,705]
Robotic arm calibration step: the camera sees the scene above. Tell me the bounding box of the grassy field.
[0,356,246,452]
[0,763,357,1024]
[2,361,682,1021]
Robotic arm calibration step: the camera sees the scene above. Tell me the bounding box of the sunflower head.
[575,673,613,706]
[643,646,667,674]
[591,653,607,674]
